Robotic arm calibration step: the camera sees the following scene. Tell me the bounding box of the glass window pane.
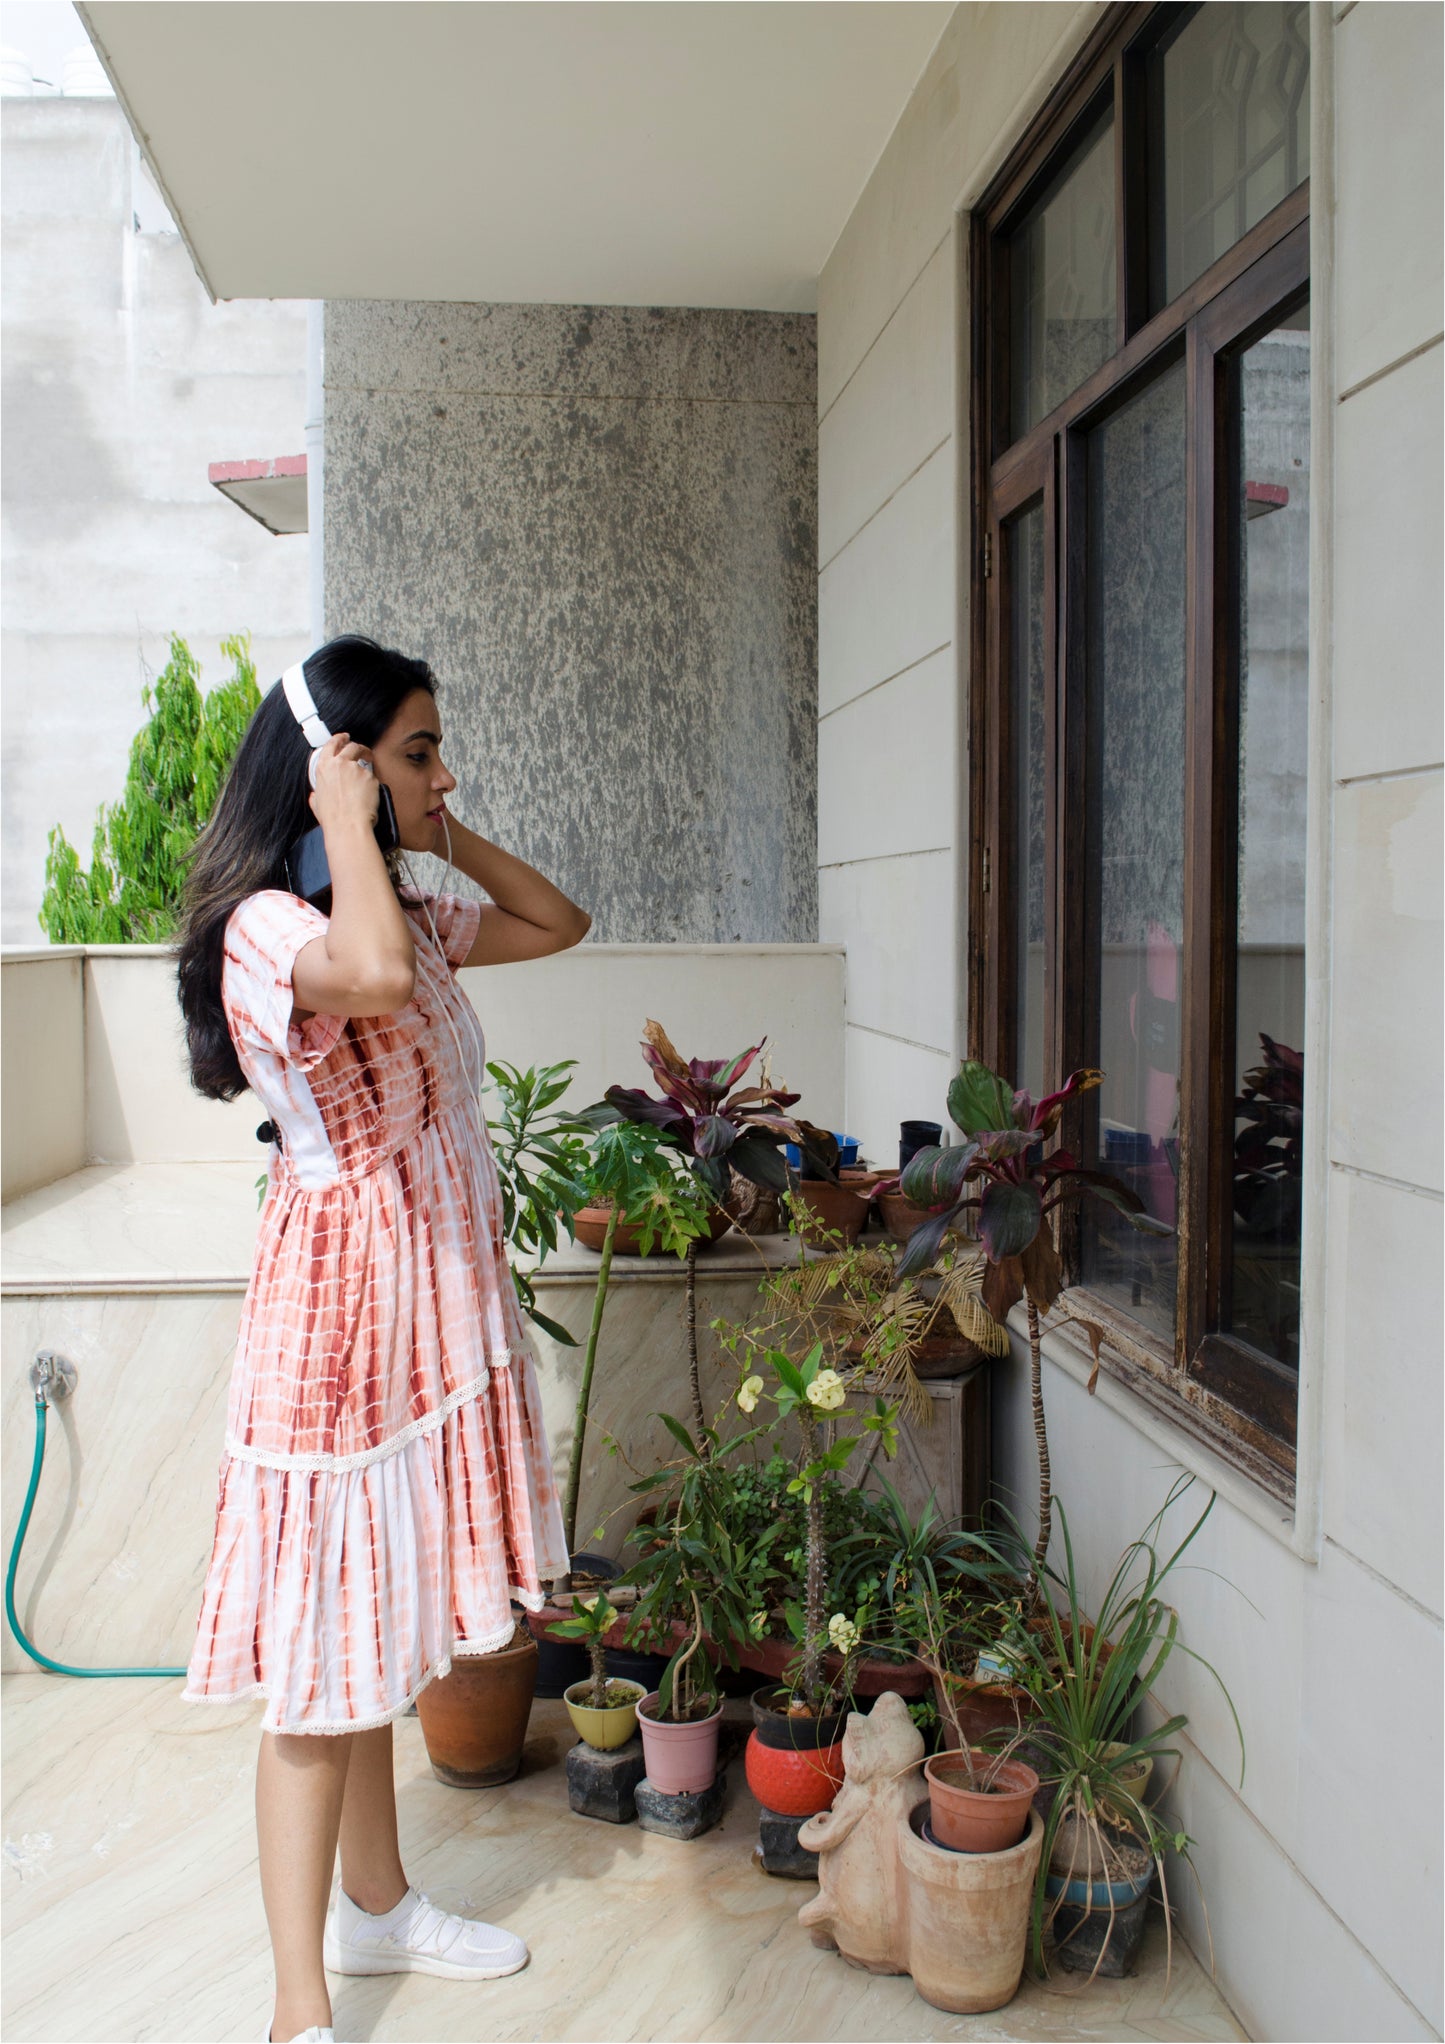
[1226,302,1309,1368]
[1080,361,1188,1337]
[1008,107,1116,441]
[1154,1,1310,307]
[1010,502,1047,1101]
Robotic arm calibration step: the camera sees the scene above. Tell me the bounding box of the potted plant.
[619,1413,775,1798]
[485,1058,595,1346]
[602,1020,807,1435]
[898,1062,1170,1587]
[546,1591,645,1751]
[1006,1479,1245,1980]
[413,1620,541,1788]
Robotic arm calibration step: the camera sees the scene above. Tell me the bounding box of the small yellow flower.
[738,1375,764,1413]
[828,1613,860,1654]
[806,1368,846,1412]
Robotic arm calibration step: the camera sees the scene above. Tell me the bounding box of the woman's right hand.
[307,732,381,834]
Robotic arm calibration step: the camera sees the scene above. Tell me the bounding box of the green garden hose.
[5,1382,186,1679]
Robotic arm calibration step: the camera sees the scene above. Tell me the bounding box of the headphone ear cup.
[307,750,321,791]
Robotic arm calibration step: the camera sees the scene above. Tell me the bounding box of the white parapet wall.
[0,940,846,1189]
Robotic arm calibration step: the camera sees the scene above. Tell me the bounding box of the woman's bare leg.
[256,1729,352,2042]
[337,1723,410,1914]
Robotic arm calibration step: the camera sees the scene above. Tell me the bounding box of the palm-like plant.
[898,1062,1170,1584]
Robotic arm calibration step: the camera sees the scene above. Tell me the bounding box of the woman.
[176,636,589,2044]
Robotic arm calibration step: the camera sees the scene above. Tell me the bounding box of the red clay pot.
[924,1750,1040,1854]
[415,1630,538,1787]
[791,1178,869,1248]
[573,1203,733,1254]
[745,1731,846,1816]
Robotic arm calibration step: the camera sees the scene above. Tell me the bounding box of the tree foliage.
[38,633,261,944]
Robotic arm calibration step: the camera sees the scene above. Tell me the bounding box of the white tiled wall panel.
[1333,0,1445,395]
[1333,343,1445,782]
[1323,1168,1444,1617]
[817,647,955,868]
[817,239,954,566]
[841,1023,955,1174]
[1328,770,1443,1192]
[819,850,954,1054]
[818,439,954,719]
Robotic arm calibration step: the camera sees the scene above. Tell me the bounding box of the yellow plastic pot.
[564,1679,644,1750]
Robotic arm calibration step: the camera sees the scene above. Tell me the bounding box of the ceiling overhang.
[77,2,952,312]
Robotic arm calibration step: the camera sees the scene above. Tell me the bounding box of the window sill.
[1010,1300,1309,1557]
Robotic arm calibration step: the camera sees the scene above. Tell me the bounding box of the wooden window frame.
[967,1,1310,1499]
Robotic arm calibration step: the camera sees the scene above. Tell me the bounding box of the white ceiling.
[78,2,952,311]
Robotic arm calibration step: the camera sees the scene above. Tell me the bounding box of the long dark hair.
[176,635,436,1100]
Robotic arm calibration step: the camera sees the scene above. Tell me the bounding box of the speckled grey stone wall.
[323,302,817,941]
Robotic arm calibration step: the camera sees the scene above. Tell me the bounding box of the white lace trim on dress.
[179,1601,546,1736]
[222,1353,531,1473]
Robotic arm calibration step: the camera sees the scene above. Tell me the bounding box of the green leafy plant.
[899,1062,1170,1585]
[1002,1479,1245,1979]
[484,1059,594,1346]
[544,1591,631,1710]
[562,1122,716,1559]
[619,1413,776,1722]
[39,633,260,942]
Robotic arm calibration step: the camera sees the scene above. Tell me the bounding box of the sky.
[0,2,100,89]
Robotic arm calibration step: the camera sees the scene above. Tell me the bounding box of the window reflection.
[1226,301,1309,1368]
[1010,502,1047,1102]
[1153,1,1310,307]
[1080,361,1188,1337]
[1008,107,1116,441]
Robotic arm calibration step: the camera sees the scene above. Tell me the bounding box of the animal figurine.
[797,1690,925,1972]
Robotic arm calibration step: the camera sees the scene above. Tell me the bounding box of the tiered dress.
[182,887,568,1735]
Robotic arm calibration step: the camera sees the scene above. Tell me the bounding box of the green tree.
[39,633,261,944]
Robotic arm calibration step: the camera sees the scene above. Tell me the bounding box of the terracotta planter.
[636,1690,724,1794]
[791,1177,869,1248]
[415,1630,538,1787]
[563,1677,644,1751]
[876,1190,940,1245]
[572,1202,733,1255]
[923,1749,1041,1854]
[901,1801,1044,2013]
[745,1686,848,1817]
[527,1606,931,1700]
[933,1670,1040,1752]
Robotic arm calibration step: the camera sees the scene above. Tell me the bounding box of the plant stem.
[1026,1293,1052,1593]
[801,1409,825,1710]
[589,1633,608,1710]
[563,1203,619,1560]
[685,1236,705,1439]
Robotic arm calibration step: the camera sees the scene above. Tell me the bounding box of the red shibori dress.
[182,886,569,1734]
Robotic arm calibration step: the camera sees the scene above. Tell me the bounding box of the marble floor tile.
[3,1680,1247,2044]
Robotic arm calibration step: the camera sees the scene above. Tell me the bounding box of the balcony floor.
[3,1676,1246,2043]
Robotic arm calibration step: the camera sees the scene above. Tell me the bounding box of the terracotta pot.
[415,1630,538,1787]
[877,1190,940,1245]
[636,1690,724,1794]
[746,1731,845,1816]
[791,1178,869,1249]
[563,1677,644,1751]
[572,1202,733,1255]
[933,1670,1040,1752]
[923,1749,1041,1854]
[901,1801,1044,2013]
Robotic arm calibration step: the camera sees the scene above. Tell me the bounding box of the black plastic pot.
[750,1685,851,1750]
[899,1120,943,1170]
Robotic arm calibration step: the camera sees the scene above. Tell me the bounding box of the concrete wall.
[0,97,310,942]
[0,942,846,1192]
[322,300,818,944]
[817,3,1443,2038]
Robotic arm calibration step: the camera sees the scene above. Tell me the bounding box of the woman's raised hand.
[308,732,381,834]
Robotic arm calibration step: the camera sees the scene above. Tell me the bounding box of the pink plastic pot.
[635,1691,724,1794]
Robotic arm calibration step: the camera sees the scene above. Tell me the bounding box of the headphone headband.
[280,662,331,749]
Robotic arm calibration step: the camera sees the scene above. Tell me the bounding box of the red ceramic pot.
[745,1730,846,1817]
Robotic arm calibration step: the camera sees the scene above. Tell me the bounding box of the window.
[969,1,1310,1493]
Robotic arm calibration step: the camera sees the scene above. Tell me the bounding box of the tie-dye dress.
[182,886,569,1735]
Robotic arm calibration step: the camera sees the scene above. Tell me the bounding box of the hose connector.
[28,1351,77,1405]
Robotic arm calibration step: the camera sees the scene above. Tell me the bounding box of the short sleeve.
[222,891,345,1070]
[404,889,482,972]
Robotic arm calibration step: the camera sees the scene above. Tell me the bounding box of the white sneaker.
[323,1884,529,1981]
